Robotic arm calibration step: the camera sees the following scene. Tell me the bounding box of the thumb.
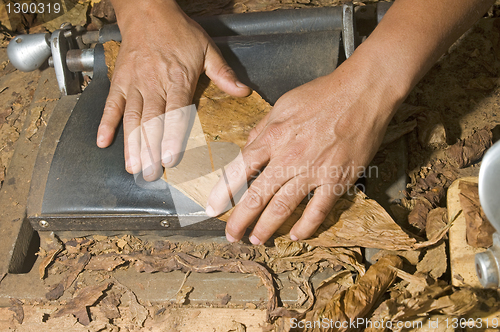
[204,43,251,97]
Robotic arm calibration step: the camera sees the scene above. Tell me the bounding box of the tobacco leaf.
[53,282,111,326]
[393,103,428,124]
[408,198,434,232]
[426,208,448,240]
[45,252,91,300]
[103,41,121,81]
[284,190,449,251]
[90,0,116,22]
[38,232,64,279]
[392,284,478,321]
[125,289,149,327]
[391,268,429,297]
[217,293,232,305]
[304,255,402,332]
[25,105,44,140]
[121,252,277,322]
[176,285,194,305]
[99,291,121,320]
[8,298,24,324]
[416,242,447,280]
[86,254,125,271]
[446,127,492,168]
[371,249,421,266]
[458,181,495,248]
[381,119,417,146]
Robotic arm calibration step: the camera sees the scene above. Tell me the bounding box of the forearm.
[338,0,494,117]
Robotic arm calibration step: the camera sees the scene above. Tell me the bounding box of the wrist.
[110,0,181,33]
[326,44,411,124]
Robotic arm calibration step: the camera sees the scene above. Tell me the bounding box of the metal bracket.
[342,2,356,58]
[50,25,81,96]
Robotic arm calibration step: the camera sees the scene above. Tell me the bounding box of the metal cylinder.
[7,33,51,72]
[475,233,500,288]
[66,48,95,72]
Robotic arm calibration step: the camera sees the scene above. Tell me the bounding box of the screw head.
[160,220,170,228]
[39,220,49,228]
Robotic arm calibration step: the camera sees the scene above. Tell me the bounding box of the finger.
[162,84,193,168]
[248,177,309,245]
[245,111,271,148]
[123,88,143,174]
[290,184,338,240]
[224,160,289,243]
[140,92,166,181]
[206,139,270,217]
[205,43,251,98]
[97,84,126,148]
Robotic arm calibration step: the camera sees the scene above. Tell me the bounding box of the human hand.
[96,0,251,181]
[206,55,403,244]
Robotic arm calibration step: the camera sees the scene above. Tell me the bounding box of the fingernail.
[143,167,154,178]
[290,234,299,241]
[206,204,216,217]
[226,232,237,243]
[127,157,138,170]
[249,235,261,245]
[97,133,105,145]
[162,151,172,165]
[236,81,246,88]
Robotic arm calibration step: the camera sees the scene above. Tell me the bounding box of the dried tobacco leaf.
[381,119,417,146]
[459,181,495,248]
[99,291,121,320]
[392,284,478,321]
[416,243,447,280]
[286,191,449,251]
[45,253,91,300]
[38,232,63,279]
[303,255,402,332]
[446,127,492,168]
[217,293,231,305]
[426,208,448,240]
[103,41,120,81]
[8,298,24,324]
[53,282,111,326]
[86,254,125,272]
[125,289,149,327]
[176,286,194,305]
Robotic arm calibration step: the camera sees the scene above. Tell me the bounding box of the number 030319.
[5,2,61,14]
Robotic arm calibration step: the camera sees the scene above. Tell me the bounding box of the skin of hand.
[206,0,495,245]
[96,0,251,181]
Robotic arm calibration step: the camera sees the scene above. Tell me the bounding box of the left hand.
[206,55,401,244]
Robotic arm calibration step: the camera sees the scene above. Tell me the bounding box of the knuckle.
[104,98,122,114]
[270,197,293,217]
[216,64,235,79]
[164,108,186,122]
[308,206,329,223]
[141,115,163,130]
[244,187,265,210]
[282,146,305,164]
[265,123,285,142]
[123,109,142,125]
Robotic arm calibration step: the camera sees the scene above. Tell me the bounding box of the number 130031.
[5,2,61,14]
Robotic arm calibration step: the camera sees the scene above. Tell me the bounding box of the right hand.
[96,0,251,181]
